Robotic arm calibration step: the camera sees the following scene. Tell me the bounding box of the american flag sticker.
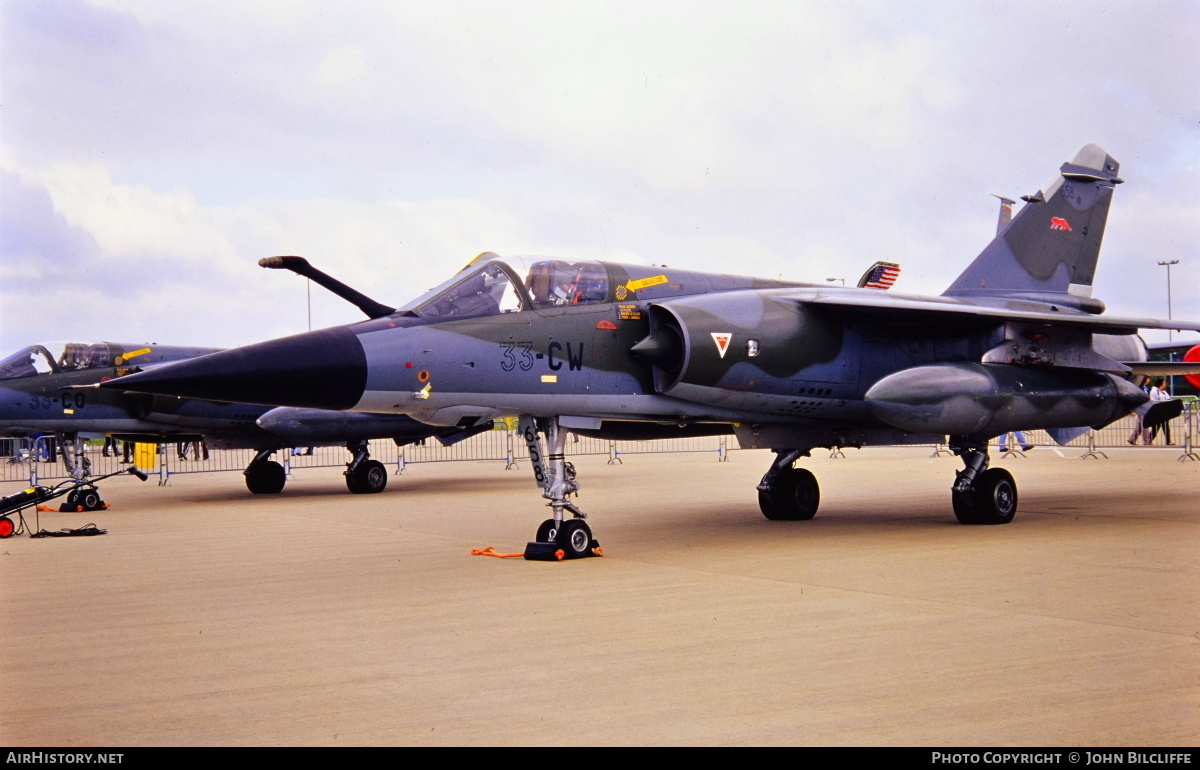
[711,333,732,358]
[861,262,900,290]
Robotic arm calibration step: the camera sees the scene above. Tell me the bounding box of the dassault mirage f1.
[107,145,1200,557]
[1,340,486,499]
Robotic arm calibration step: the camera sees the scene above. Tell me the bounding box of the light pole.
[826,277,845,287]
[1157,259,1178,342]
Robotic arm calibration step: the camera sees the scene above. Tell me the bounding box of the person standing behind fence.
[1147,379,1173,445]
[1128,379,1153,446]
[999,431,1032,452]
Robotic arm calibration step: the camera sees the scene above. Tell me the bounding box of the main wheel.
[759,467,820,521]
[346,460,388,494]
[245,460,286,494]
[535,518,558,543]
[970,468,1017,525]
[556,519,594,559]
[952,488,978,524]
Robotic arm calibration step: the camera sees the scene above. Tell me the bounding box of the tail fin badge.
[1050,217,1073,231]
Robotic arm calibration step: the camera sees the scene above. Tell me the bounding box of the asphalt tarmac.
[1,446,1196,746]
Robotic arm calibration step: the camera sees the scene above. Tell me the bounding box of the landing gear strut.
[59,432,91,481]
[757,449,820,521]
[244,449,287,494]
[344,440,387,494]
[56,432,103,511]
[520,416,599,559]
[950,442,1017,524]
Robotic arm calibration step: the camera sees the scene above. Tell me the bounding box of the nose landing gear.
[520,416,600,560]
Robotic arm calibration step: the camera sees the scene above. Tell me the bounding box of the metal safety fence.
[0,429,733,487]
[3,400,1195,488]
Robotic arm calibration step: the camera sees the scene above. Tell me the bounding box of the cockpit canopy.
[0,342,121,380]
[522,259,609,308]
[0,342,221,382]
[406,255,611,322]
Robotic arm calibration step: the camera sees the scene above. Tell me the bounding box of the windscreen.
[416,262,524,321]
[0,345,57,380]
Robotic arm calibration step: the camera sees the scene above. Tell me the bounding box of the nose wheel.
[59,486,105,512]
[535,518,558,542]
[555,519,595,558]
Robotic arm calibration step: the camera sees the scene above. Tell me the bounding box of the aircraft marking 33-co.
[105,144,1200,558]
[0,340,488,500]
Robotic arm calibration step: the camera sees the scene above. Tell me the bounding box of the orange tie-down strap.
[471,545,604,560]
[37,504,111,512]
[472,546,542,559]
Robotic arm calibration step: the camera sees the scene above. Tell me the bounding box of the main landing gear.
[520,416,600,560]
[344,439,387,494]
[243,442,390,495]
[949,442,1017,525]
[244,449,287,494]
[754,442,1016,525]
[757,449,821,521]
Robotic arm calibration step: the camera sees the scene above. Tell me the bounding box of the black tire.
[952,489,978,524]
[970,468,1017,525]
[347,460,388,494]
[535,518,558,543]
[59,490,82,513]
[77,488,103,511]
[556,519,594,559]
[759,467,820,521]
[245,460,286,494]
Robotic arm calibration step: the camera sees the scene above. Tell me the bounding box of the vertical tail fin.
[992,195,1015,234]
[943,144,1122,305]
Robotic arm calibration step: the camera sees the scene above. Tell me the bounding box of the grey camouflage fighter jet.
[105,144,1200,557]
[1,340,481,499]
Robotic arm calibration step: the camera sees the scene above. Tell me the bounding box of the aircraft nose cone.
[105,327,368,410]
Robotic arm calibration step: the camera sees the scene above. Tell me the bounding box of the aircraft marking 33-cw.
[105,144,1200,558]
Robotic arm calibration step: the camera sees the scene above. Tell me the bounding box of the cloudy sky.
[2,0,1197,355]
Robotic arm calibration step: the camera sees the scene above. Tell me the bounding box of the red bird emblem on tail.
[1050,217,1072,231]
